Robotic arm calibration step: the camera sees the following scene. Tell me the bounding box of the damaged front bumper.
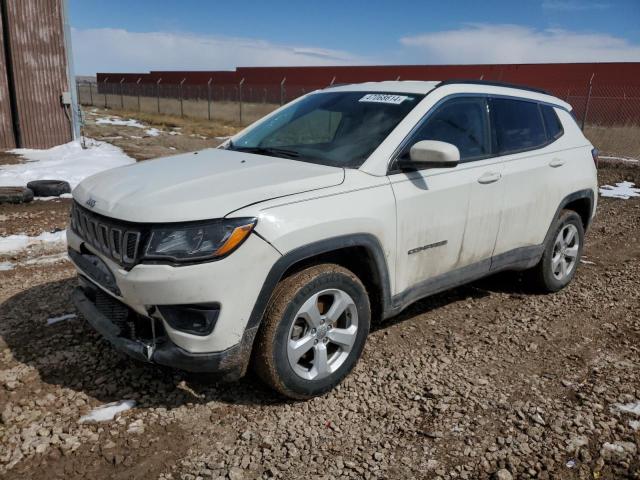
[72,284,256,380]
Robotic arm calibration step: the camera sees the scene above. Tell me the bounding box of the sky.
[68,0,640,75]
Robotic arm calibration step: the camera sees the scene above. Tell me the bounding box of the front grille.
[71,202,145,267]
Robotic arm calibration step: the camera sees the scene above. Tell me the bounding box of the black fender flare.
[246,233,393,331]
[542,188,595,248]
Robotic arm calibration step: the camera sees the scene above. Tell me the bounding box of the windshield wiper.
[228,145,300,159]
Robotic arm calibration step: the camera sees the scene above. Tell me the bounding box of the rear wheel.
[253,264,370,399]
[527,210,584,292]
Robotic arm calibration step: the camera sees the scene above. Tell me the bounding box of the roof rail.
[436,79,550,95]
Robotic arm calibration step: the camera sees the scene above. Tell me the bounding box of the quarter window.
[401,97,490,162]
[491,98,547,154]
[540,104,564,140]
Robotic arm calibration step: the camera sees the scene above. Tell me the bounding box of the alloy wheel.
[287,288,358,380]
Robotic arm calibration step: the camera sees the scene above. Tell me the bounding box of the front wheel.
[527,209,584,292]
[253,264,370,399]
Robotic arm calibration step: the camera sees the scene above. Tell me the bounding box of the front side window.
[399,97,490,162]
[491,98,547,154]
[229,91,423,168]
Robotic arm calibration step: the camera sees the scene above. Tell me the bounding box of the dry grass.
[88,107,241,139]
[82,92,279,126]
[584,124,640,159]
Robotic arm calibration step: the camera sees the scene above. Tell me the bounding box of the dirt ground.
[0,121,639,479]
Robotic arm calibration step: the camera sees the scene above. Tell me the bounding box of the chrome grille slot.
[71,202,144,267]
[111,228,123,259]
[123,231,141,263]
[99,224,110,252]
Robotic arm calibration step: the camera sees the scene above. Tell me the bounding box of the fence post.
[238,78,245,125]
[156,78,162,114]
[207,77,213,121]
[120,78,125,109]
[581,73,595,130]
[103,77,109,108]
[179,78,186,118]
[76,82,81,106]
[280,77,286,105]
[89,82,93,105]
[136,77,142,111]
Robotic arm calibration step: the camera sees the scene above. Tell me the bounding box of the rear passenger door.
[489,98,567,263]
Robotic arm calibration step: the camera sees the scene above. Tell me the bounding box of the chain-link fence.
[80,79,640,127]
[77,79,331,126]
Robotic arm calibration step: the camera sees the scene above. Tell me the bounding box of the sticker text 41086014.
[359,94,412,105]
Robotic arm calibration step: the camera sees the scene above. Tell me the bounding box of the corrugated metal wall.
[0,7,15,148]
[1,0,73,149]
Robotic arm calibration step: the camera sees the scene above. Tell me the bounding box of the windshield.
[228,91,424,168]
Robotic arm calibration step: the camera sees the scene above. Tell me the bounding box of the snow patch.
[34,193,73,201]
[79,400,136,423]
[599,181,640,200]
[47,313,76,326]
[613,401,640,416]
[0,230,66,255]
[630,420,640,431]
[95,116,164,138]
[23,252,69,266]
[2,139,134,188]
[0,261,14,271]
[95,117,145,129]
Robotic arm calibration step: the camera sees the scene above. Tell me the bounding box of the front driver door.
[389,96,504,299]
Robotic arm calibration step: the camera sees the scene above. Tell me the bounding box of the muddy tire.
[253,264,370,399]
[526,209,584,292]
[0,186,34,204]
[26,180,71,197]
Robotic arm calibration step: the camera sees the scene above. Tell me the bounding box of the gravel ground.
[0,160,639,480]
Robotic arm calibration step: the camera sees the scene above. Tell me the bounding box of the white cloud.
[71,28,366,75]
[400,24,640,63]
[542,1,610,11]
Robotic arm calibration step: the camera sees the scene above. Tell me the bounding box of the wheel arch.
[246,234,392,333]
[543,188,594,247]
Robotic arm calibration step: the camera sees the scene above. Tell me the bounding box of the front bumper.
[72,285,257,379]
[66,228,281,353]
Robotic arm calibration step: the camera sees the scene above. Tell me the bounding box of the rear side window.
[540,104,564,140]
[491,98,547,154]
[402,97,490,162]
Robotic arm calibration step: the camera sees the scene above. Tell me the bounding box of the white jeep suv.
[69,80,598,399]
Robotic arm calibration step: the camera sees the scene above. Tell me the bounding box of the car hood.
[73,148,345,223]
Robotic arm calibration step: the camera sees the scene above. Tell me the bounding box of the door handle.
[549,158,565,168]
[477,172,502,184]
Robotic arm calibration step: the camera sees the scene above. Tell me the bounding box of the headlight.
[144,218,256,262]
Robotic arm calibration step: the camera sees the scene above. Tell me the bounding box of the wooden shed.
[0,0,78,149]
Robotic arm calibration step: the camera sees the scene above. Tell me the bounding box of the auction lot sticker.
[359,94,411,104]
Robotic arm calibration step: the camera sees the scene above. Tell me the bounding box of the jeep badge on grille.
[86,198,96,208]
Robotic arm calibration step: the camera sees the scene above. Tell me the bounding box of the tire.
[0,186,34,204]
[253,264,371,399]
[527,209,584,292]
[26,180,71,197]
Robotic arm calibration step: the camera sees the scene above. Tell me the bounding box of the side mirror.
[398,140,460,170]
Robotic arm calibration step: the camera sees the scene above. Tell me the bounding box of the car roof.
[323,80,571,111]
